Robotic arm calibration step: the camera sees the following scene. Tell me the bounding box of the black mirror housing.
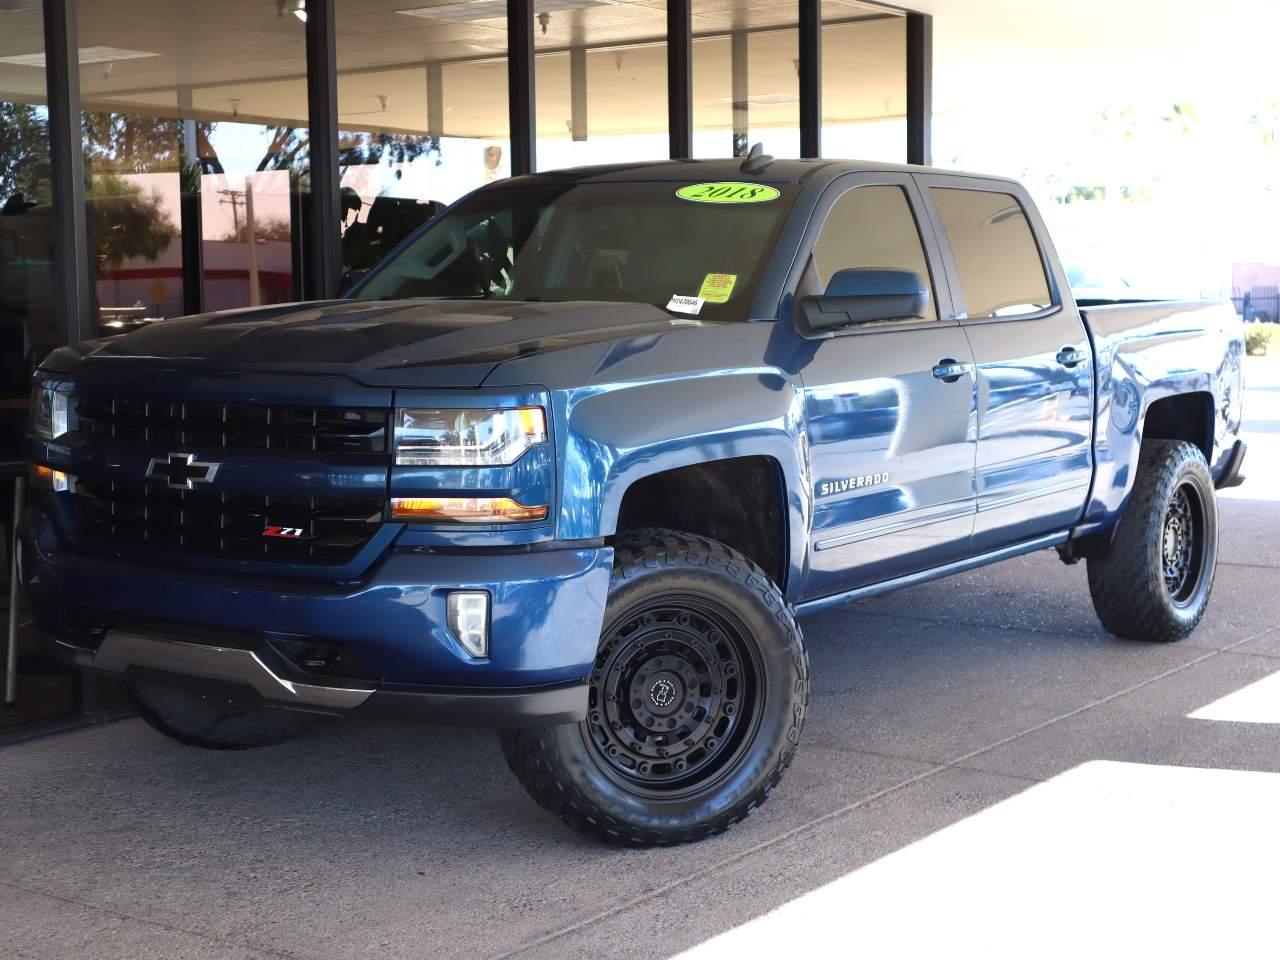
[797,268,929,334]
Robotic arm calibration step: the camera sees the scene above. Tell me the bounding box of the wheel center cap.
[645,671,684,716]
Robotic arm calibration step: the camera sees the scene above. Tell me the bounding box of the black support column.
[798,0,821,158]
[305,0,342,300]
[666,0,691,158]
[42,0,94,344]
[177,88,204,316]
[508,0,535,174]
[906,11,932,167]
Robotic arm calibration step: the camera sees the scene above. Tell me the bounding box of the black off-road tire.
[1087,439,1219,642]
[500,529,808,846]
[127,681,319,750]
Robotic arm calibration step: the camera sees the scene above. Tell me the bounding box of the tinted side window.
[812,185,937,323]
[930,188,1053,319]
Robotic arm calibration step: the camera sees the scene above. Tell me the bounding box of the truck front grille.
[74,480,386,565]
[74,396,389,454]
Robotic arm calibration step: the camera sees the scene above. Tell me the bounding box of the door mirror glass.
[799,268,930,332]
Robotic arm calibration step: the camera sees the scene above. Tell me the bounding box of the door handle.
[932,359,969,383]
[1056,346,1087,368]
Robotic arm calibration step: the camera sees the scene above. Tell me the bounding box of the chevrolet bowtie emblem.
[146,452,221,490]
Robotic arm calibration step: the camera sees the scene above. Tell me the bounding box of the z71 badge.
[264,525,308,539]
[818,473,889,497]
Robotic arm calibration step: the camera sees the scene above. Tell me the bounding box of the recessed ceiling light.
[0,45,159,67]
[398,0,621,24]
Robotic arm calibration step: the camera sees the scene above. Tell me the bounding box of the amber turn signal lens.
[391,496,549,523]
[30,464,70,492]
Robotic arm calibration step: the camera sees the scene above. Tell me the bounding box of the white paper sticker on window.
[666,295,705,315]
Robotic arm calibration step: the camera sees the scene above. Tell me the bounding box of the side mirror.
[797,269,929,333]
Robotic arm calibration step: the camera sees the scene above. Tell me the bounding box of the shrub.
[1246,324,1277,356]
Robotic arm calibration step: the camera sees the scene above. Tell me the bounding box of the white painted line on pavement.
[1188,668,1280,724]
[670,761,1280,960]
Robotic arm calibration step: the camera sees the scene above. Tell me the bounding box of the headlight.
[394,407,546,466]
[30,383,71,440]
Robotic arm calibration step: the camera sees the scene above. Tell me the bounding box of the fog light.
[447,591,490,659]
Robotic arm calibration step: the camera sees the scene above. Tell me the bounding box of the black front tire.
[501,529,808,846]
[127,681,319,750]
[1087,439,1219,642]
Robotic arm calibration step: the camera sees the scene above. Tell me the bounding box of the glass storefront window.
[81,111,184,321]
[77,0,312,319]
[533,1,668,170]
[336,1,510,283]
[692,0,798,159]
[0,0,88,732]
[821,3,906,163]
[0,18,55,401]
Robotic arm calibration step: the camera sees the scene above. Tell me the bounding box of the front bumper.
[23,505,612,726]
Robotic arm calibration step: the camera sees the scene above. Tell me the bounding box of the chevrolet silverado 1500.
[24,157,1246,845]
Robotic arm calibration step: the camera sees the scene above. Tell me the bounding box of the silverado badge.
[818,473,889,497]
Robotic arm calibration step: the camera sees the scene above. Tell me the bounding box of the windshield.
[352,180,799,323]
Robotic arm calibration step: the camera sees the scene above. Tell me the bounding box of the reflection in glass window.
[82,112,184,321]
[336,2,511,281]
[77,0,311,317]
[821,6,906,163]
[534,1,668,169]
[812,186,937,322]
[931,188,1054,319]
[692,0,798,159]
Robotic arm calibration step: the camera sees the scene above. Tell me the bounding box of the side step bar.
[68,631,375,711]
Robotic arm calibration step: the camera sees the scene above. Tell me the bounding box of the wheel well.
[612,456,787,589]
[1142,392,1214,461]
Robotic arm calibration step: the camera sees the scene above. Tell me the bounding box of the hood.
[57,299,701,387]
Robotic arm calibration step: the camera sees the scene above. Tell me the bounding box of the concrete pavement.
[1,357,1277,960]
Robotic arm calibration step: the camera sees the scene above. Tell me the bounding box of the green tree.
[0,102,51,205]
[86,173,178,268]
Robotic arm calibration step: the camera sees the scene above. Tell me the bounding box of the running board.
[794,531,1070,617]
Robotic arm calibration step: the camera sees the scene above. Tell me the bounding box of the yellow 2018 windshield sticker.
[698,273,738,304]
[676,182,781,204]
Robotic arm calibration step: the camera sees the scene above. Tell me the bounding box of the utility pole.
[244,176,260,307]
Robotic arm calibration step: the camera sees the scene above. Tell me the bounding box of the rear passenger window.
[930,188,1053,319]
[812,185,937,323]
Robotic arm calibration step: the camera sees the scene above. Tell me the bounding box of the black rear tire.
[127,681,319,750]
[1087,439,1219,642]
[500,529,808,846]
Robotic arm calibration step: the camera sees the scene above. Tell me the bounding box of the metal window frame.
[305,0,342,300]
[509,0,535,175]
[906,10,933,166]
[668,0,692,158]
[799,0,820,159]
[42,0,94,345]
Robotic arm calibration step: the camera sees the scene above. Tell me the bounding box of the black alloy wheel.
[500,529,808,846]
[584,595,764,797]
[1161,481,1209,607]
[1087,439,1219,642]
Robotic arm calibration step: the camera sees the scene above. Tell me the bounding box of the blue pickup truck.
[24,157,1246,845]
